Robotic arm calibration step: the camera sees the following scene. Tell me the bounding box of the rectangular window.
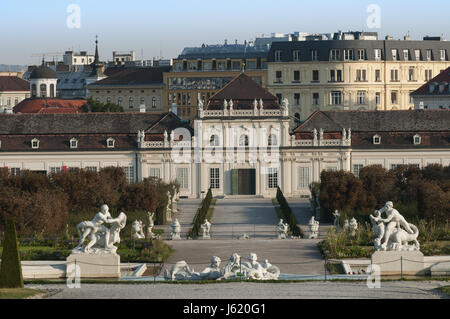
[356,69,366,81]
[353,164,364,177]
[344,49,354,61]
[375,92,381,105]
[330,70,336,82]
[293,70,300,82]
[294,93,300,106]
[357,91,366,105]
[246,61,256,70]
[357,49,366,60]
[403,50,409,61]
[425,70,433,81]
[124,166,135,183]
[176,168,189,189]
[330,49,340,61]
[426,49,432,61]
[293,50,300,61]
[312,70,319,82]
[392,49,398,61]
[275,71,282,83]
[276,93,282,104]
[391,91,398,104]
[331,91,342,105]
[440,50,446,60]
[408,67,415,81]
[9,168,21,176]
[268,167,278,189]
[391,69,399,81]
[232,61,241,70]
[210,168,220,189]
[149,167,161,179]
[336,70,342,82]
[312,93,319,105]
[275,50,282,62]
[311,50,318,61]
[374,49,382,60]
[298,167,310,189]
[375,69,381,82]
[415,50,421,61]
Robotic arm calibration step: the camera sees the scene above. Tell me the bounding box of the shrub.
[0,219,23,288]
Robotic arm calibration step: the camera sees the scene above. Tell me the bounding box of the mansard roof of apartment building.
[411,67,450,96]
[88,66,171,87]
[205,73,281,110]
[0,76,30,92]
[13,98,86,114]
[0,112,191,151]
[293,110,450,147]
[268,39,450,62]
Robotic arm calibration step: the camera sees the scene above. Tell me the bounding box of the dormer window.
[107,138,115,148]
[413,135,422,145]
[70,138,78,149]
[31,138,40,149]
[373,135,381,145]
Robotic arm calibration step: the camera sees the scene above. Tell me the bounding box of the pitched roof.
[205,73,280,110]
[0,76,29,92]
[411,67,450,95]
[0,112,192,135]
[88,66,170,87]
[13,98,86,114]
[294,110,450,133]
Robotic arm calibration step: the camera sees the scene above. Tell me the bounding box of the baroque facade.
[0,74,449,198]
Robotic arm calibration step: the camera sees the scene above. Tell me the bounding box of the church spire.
[89,35,105,78]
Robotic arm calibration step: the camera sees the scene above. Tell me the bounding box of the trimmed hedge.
[276,187,303,237]
[187,189,213,239]
[0,219,24,288]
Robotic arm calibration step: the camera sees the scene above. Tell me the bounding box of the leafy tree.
[359,165,395,208]
[0,219,24,288]
[81,97,124,112]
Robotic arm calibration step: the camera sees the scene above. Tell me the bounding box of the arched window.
[50,84,55,98]
[129,97,134,108]
[239,134,249,147]
[268,134,278,146]
[31,84,37,97]
[152,97,157,108]
[118,97,123,107]
[210,134,220,146]
[40,84,47,98]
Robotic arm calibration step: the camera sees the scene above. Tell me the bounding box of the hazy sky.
[1,0,449,65]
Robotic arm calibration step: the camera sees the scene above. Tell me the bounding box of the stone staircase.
[156,199,201,240]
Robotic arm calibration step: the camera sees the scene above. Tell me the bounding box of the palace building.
[0,74,449,198]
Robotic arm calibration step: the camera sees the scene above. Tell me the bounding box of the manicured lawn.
[0,288,43,299]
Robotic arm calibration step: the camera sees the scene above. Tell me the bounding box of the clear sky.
[1,0,449,65]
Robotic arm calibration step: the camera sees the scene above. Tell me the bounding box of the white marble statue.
[276,219,289,239]
[73,205,127,254]
[319,128,324,140]
[166,191,172,221]
[253,99,258,111]
[164,252,280,281]
[343,219,350,231]
[240,253,280,280]
[370,201,420,251]
[198,93,204,111]
[307,216,320,239]
[171,218,181,240]
[259,98,264,109]
[281,98,289,110]
[132,220,145,240]
[229,99,234,110]
[313,128,318,141]
[332,210,340,231]
[147,212,155,239]
[201,219,211,239]
[238,234,250,240]
[349,217,358,236]
[223,99,228,109]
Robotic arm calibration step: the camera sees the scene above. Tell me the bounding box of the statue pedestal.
[371,251,424,275]
[66,253,121,278]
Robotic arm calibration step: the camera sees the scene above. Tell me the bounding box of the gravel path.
[28,281,449,299]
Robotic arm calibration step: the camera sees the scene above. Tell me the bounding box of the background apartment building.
[267,34,450,125]
[163,41,269,122]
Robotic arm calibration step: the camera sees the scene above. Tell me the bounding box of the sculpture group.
[276,219,289,239]
[164,253,280,281]
[370,201,420,251]
[73,204,127,254]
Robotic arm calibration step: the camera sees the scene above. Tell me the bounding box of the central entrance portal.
[231,169,256,195]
